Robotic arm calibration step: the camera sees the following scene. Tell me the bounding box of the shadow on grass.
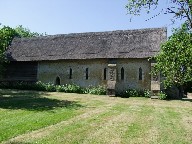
[165,98,192,102]
[180,98,192,102]
[0,89,82,111]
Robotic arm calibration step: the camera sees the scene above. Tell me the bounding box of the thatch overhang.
[6,28,167,61]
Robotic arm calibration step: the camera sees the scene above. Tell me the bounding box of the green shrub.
[87,85,106,95]
[56,85,66,92]
[128,89,136,97]
[0,81,107,95]
[45,83,56,92]
[122,89,151,98]
[64,84,82,93]
[34,81,46,91]
[125,89,139,97]
[144,89,151,98]
[158,91,167,100]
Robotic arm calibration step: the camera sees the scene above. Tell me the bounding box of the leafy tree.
[126,0,192,29]
[153,24,192,96]
[0,26,19,77]
[15,25,44,37]
[0,25,45,77]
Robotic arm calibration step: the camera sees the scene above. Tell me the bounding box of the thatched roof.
[6,28,166,61]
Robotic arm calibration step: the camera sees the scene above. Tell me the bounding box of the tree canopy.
[126,0,192,29]
[0,26,18,76]
[153,24,192,93]
[0,25,45,77]
[15,25,45,38]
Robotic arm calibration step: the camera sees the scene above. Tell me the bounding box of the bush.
[0,81,105,95]
[56,85,66,92]
[45,83,56,92]
[34,81,46,91]
[64,84,82,93]
[125,89,138,97]
[144,89,151,98]
[86,85,106,95]
[121,89,151,98]
[158,91,167,100]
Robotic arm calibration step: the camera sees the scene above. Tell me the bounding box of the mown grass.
[0,89,83,142]
[0,89,192,144]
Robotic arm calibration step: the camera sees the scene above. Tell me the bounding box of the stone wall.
[37,59,108,87]
[115,59,151,92]
[37,58,151,93]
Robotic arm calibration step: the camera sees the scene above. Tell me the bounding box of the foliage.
[15,25,45,37]
[84,85,107,95]
[126,0,192,29]
[158,91,167,100]
[0,25,45,77]
[63,84,82,93]
[122,89,151,98]
[143,89,151,98]
[125,89,140,97]
[153,24,192,89]
[34,81,46,91]
[0,81,106,95]
[56,85,66,92]
[45,83,56,92]
[0,26,19,76]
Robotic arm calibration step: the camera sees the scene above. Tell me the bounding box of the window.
[139,67,142,80]
[121,67,124,80]
[69,68,72,79]
[86,68,88,80]
[104,68,107,80]
[55,76,60,85]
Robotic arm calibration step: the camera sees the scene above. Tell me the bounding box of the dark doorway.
[55,76,61,85]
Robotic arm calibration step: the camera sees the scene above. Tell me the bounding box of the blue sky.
[0,0,183,36]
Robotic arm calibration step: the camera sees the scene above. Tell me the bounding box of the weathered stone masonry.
[4,27,167,95]
[37,58,151,93]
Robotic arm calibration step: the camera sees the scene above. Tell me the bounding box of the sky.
[0,0,184,36]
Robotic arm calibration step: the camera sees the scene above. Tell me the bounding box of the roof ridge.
[13,27,167,40]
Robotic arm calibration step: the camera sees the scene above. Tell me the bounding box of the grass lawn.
[0,89,192,144]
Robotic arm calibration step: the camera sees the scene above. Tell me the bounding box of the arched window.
[55,76,60,85]
[139,67,142,80]
[104,68,107,80]
[121,67,124,80]
[86,68,88,80]
[69,68,72,79]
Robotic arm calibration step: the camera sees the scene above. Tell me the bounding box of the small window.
[69,68,72,79]
[55,76,60,85]
[104,68,107,80]
[121,67,124,80]
[139,67,142,80]
[86,68,88,80]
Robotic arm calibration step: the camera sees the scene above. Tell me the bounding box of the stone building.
[5,28,167,94]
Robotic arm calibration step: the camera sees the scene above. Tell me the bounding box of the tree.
[126,0,192,29]
[153,24,192,97]
[0,26,19,77]
[15,25,44,37]
[0,25,45,77]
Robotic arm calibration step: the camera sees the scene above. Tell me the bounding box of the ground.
[0,89,192,144]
